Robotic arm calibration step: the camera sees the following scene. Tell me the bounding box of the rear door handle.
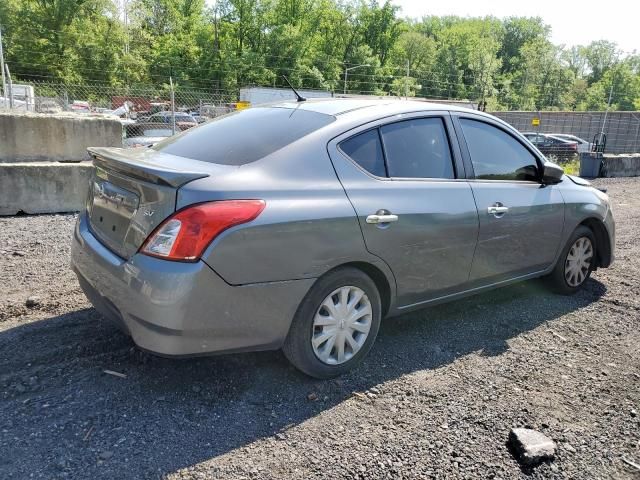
[366,214,399,224]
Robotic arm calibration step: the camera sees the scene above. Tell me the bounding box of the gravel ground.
[0,177,639,479]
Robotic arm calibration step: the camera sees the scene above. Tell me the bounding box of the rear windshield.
[153,107,335,165]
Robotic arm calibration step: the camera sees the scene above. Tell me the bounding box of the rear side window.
[460,119,539,181]
[339,129,386,177]
[380,118,454,179]
[154,107,335,165]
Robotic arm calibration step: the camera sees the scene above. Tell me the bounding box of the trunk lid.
[86,147,211,259]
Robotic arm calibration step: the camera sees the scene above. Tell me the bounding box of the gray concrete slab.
[0,112,122,163]
[0,161,94,215]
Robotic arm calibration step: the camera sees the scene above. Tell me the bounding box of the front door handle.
[366,214,399,224]
[487,203,509,217]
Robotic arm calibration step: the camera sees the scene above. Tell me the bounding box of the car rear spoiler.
[88,147,209,188]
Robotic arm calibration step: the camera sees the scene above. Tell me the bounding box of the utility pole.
[343,69,348,95]
[169,76,176,135]
[405,60,409,99]
[122,0,129,55]
[343,64,370,96]
[0,25,6,100]
[600,82,614,135]
[5,63,13,108]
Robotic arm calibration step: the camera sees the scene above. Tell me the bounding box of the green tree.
[1,0,636,111]
[583,40,619,83]
[584,61,640,110]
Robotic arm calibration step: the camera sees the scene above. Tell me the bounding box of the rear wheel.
[283,267,382,378]
[546,226,596,295]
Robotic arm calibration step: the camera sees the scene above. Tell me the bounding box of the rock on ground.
[509,428,556,466]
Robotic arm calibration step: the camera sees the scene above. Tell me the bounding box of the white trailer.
[3,84,35,111]
[239,86,332,106]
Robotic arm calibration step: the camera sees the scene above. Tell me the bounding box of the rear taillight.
[140,200,265,262]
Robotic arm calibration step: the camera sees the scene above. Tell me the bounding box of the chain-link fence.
[492,111,640,155]
[2,79,639,156]
[0,79,236,117]
[0,79,243,146]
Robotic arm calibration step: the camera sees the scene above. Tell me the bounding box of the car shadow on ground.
[0,278,606,478]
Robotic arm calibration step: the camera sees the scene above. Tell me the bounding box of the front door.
[454,115,565,283]
[328,113,479,306]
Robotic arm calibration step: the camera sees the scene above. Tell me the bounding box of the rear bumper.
[71,212,314,356]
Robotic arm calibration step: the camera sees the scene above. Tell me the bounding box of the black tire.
[282,267,382,379]
[546,225,597,295]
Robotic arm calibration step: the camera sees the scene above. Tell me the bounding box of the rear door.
[452,114,565,284]
[328,112,479,307]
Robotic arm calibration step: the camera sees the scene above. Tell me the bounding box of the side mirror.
[542,161,564,185]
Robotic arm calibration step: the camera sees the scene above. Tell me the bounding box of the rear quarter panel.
[176,129,395,287]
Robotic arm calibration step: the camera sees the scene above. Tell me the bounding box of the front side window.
[380,118,454,179]
[460,118,539,181]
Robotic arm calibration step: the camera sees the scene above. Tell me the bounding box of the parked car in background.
[72,100,614,378]
[552,134,593,153]
[522,132,578,160]
[191,114,209,124]
[123,123,174,148]
[37,100,63,114]
[0,97,28,110]
[71,100,91,114]
[147,111,198,129]
[197,103,243,118]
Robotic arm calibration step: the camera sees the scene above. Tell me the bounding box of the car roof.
[546,134,576,142]
[554,133,585,141]
[269,98,481,117]
[522,132,577,141]
[152,111,192,116]
[128,122,174,128]
[270,99,398,115]
[257,98,533,144]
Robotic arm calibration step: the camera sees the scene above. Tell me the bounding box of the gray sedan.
[71,100,615,378]
[123,123,174,148]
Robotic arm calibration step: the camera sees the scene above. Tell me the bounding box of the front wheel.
[283,267,382,378]
[546,226,596,295]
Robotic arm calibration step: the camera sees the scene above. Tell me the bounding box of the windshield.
[153,107,335,165]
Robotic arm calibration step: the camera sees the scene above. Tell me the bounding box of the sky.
[391,0,639,54]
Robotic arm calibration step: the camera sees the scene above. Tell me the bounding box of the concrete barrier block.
[0,161,94,215]
[603,154,640,177]
[0,112,122,163]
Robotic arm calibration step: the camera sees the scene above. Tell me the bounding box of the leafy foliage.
[1,0,638,110]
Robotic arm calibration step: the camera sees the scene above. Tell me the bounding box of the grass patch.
[559,158,580,176]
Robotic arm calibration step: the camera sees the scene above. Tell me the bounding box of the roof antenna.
[282,75,306,102]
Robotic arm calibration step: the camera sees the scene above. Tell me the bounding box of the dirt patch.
[0,178,638,479]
